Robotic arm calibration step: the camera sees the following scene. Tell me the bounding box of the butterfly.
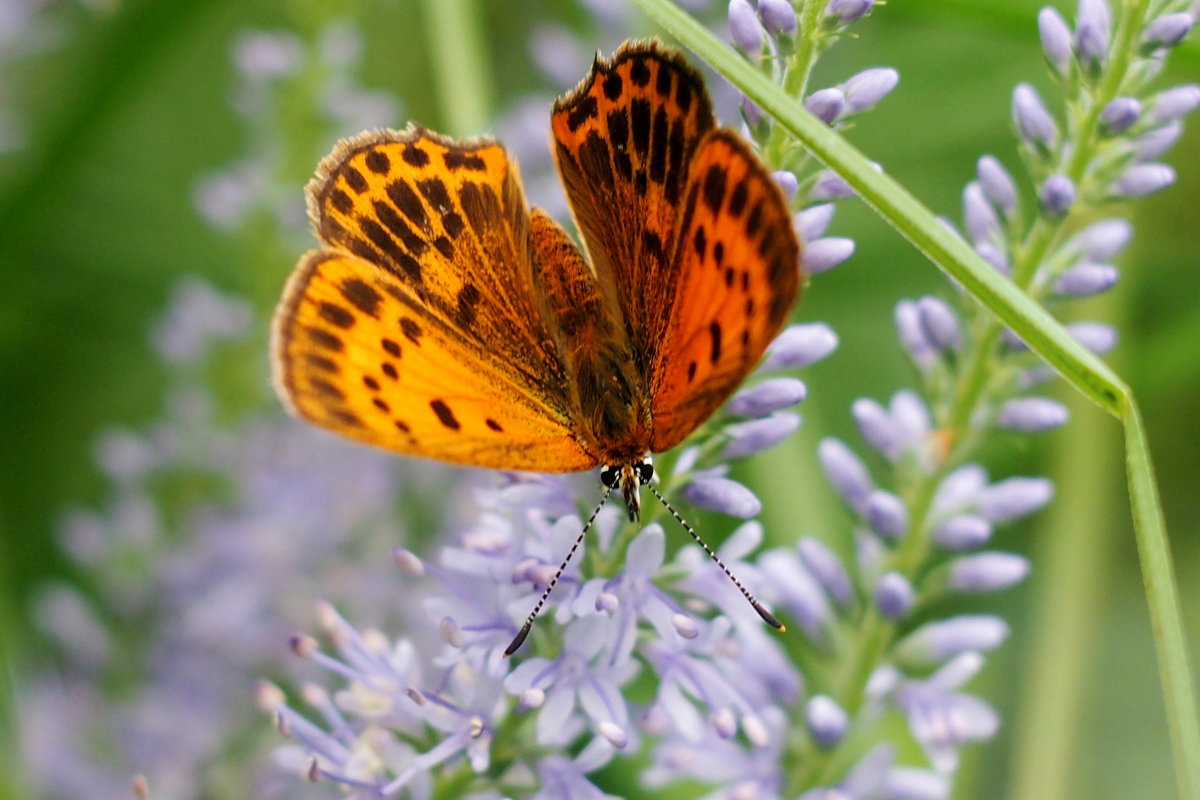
[272,40,802,651]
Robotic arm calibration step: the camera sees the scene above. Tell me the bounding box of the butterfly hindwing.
[272,251,598,472]
[551,40,716,375]
[650,130,803,452]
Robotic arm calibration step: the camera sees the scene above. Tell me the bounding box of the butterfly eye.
[636,460,654,484]
[599,465,621,488]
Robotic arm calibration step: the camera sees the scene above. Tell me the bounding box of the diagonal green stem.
[626,1,1200,797]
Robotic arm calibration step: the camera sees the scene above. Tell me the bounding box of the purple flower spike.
[740,95,763,128]
[819,438,874,513]
[1099,97,1141,134]
[721,412,801,458]
[772,170,799,200]
[852,398,903,461]
[729,377,808,416]
[1055,262,1118,297]
[798,537,854,607]
[763,323,838,369]
[895,300,937,370]
[897,614,1010,664]
[759,0,798,36]
[728,0,765,53]
[1068,321,1118,354]
[1143,12,1193,49]
[976,241,1010,274]
[803,237,855,274]
[841,68,900,115]
[807,695,849,748]
[811,169,854,199]
[1013,83,1059,151]
[826,0,873,24]
[998,397,1070,432]
[963,182,1001,243]
[1136,121,1183,159]
[1074,0,1112,69]
[976,156,1017,216]
[796,203,835,240]
[916,296,962,352]
[1148,85,1200,125]
[867,490,908,540]
[934,514,994,550]
[874,572,915,620]
[805,87,846,124]
[681,477,762,518]
[976,476,1054,521]
[1113,163,1176,197]
[1039,174,1076,217]
[1038,7,1074,73]
[948,552,1031,592]
[1076,217,1132,260]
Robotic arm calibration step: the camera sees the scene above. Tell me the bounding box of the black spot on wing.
[603,72,623,100]
[402,143,429,167]
[629,56,650,86]
[329,409,362,427]
[703,165,726,213]
[387,180,429,229]
[631,98,651,159]
[692,225,707,260]
[341,279,382,318]
[664,119,686,205]
[330,189,353,214]
[372,398,390,413]
[363,375,380,390]
[308,327,343,351]
[365,150,390,174]
[343,168,367,194]
[417,178,452,212]
[486,418,504,432]
[372,200,427,257]
[649,107,668,183]
[606,110,632,180]
[306,354,337,373]
[318,302,354,329]
[360,218,422,283]
[709,321,722,363]
[676,78,693,112]
[729,178,748,216]
[655,64,672,97]
[443,150,486,171]
[382,362,398,380]
[400,317,423,343]
[381,338,401,357]
[745,200,764,237]
[430,399,461,430]
[311,378,344,400]
[567,94,599,132]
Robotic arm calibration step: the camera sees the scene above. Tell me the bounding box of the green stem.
[627,1,1200,796]
[420,0,493,134]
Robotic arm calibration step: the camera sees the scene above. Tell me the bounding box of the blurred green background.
[0,0,1197,797]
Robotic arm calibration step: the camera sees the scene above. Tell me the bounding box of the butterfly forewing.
[307,127,565,396]
[273,127,603,472]
[650,131,802,451]
[551,41,716,374]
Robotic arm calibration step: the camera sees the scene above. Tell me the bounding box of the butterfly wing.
[272,128,599,471]
[551,40,716,373]
[649,131,802,451]
[551,41,801,454]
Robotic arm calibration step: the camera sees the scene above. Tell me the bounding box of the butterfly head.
[599,456,654,523]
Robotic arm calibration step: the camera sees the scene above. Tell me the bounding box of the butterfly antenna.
[646,484,785,632]
[504,485,613,657]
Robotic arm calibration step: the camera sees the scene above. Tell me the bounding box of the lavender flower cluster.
[261,322,839,798]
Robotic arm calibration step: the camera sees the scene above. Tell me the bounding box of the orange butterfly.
[272,40,802,650]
